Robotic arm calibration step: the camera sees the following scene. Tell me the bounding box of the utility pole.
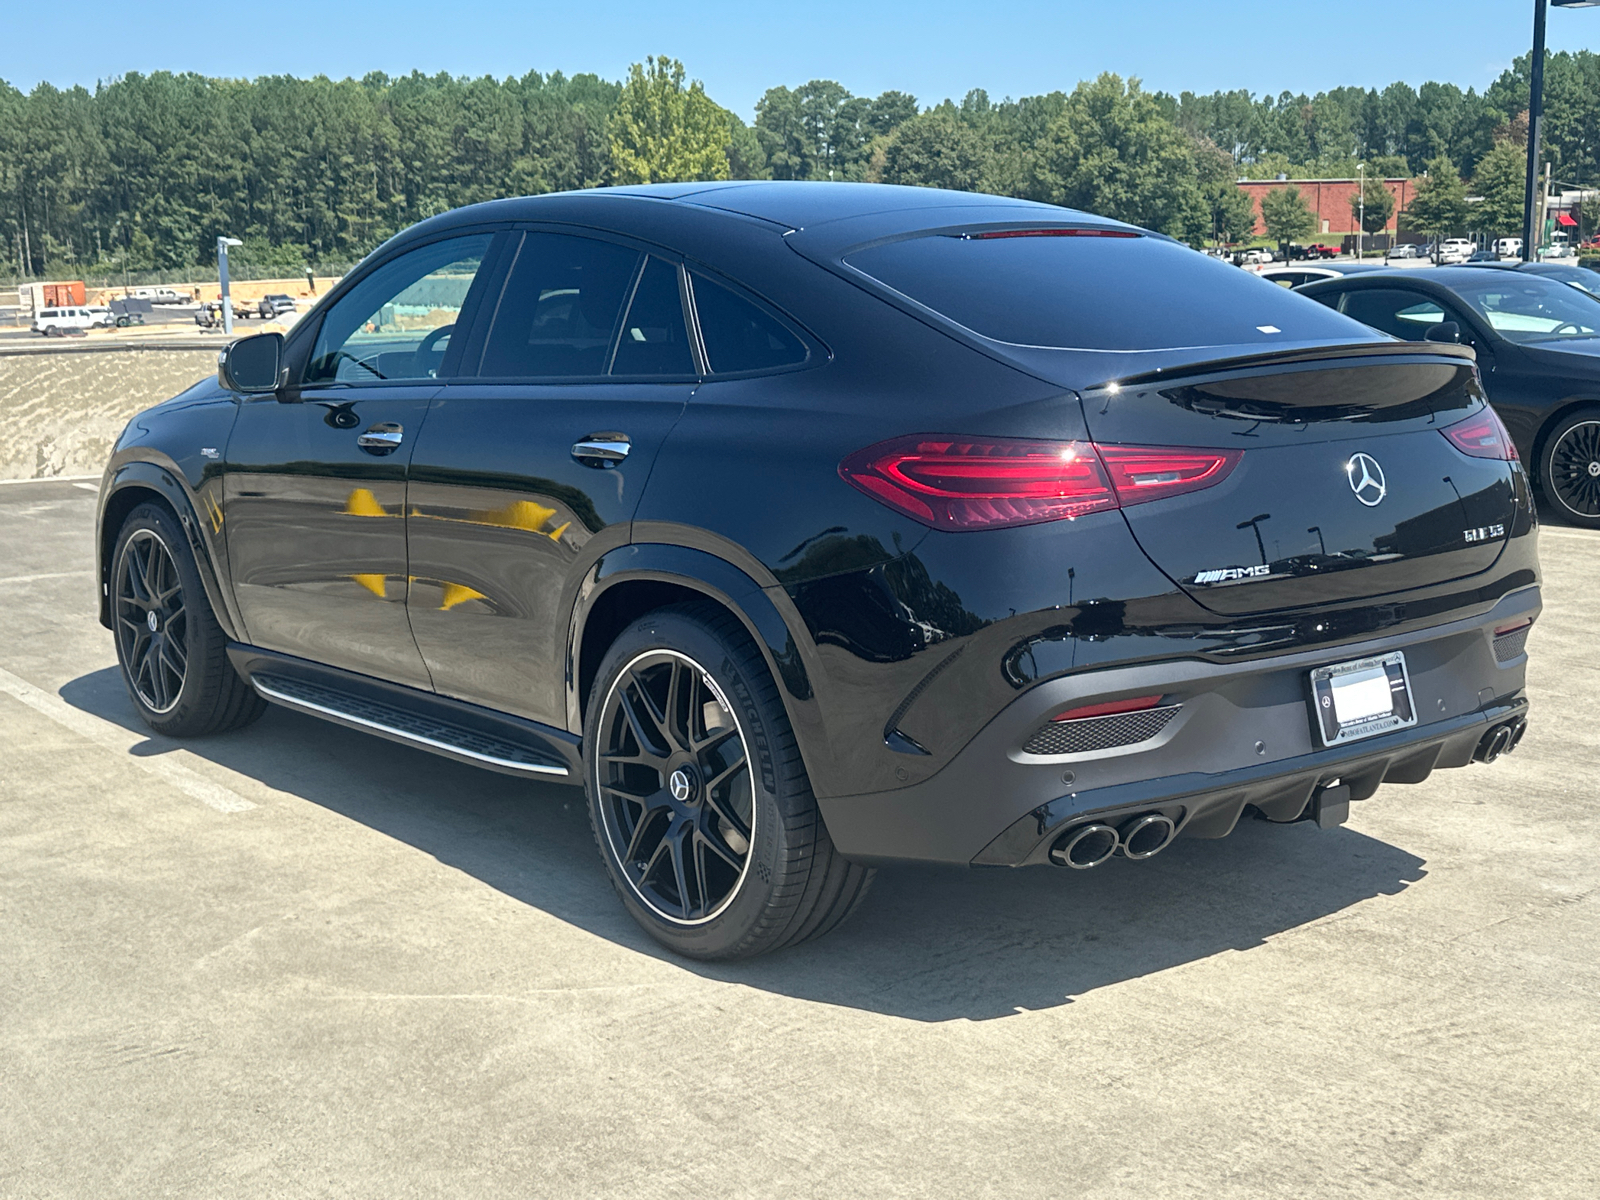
[1542,161,1554,259]
[216,236,242,335]
[1524,2,1600,261]
[1358,163,1366,259]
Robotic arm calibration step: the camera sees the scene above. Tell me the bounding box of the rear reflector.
[840,436,1242,530]
[1053,695,1165,722]
[1494,619,1532,637]
[1442,408,1518,460]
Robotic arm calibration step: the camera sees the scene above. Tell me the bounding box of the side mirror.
[218,333,284,393]
[1424,321,1462,344]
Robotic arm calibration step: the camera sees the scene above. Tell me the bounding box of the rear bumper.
[817,585,1539,866]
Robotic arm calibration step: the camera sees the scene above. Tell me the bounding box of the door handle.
[358,423,404,454]
[572,432,630,468]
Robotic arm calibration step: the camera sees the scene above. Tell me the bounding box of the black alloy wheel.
[110,502,266,737]
[583,604,874,960]
[1542,409,1600,528]
[114,527,189,713]
[594,650,754,925]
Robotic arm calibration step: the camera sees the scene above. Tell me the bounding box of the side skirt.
[227,644,581,782]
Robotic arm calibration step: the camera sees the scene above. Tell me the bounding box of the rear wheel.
[1540,407,1600,529]
[111,502,265,737]
[584,603,873,960]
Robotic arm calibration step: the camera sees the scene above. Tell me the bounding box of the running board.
[251,673,570,779]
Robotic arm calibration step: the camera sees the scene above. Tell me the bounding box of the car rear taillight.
[1442,408,1518,461]
[839,436,1242,530]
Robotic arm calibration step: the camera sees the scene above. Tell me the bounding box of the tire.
[583,602,873,960]
[110,502,266,737]
[1538,406,1600,529]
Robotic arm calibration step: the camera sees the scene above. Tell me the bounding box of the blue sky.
[3,0,1596,118]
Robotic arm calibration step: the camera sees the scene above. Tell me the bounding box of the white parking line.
[0,664,256,813]
[0,570,95,586]
[0,474,100,487]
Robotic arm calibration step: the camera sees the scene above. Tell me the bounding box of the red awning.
[1557,212,1578,226]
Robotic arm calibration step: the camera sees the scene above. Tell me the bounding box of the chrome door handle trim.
[571,433,630,467]
[357,424,404,453]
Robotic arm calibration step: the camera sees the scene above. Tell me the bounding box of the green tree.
[608,57,730,185]
[1350,175,1395,235]
[1406,154,1470,242]
[879,107,992,192]
[1261,184,1317,245]
[1026,74,1208,242]
[1473,139,1526,236]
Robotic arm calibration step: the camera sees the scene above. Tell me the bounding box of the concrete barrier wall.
[0,347,216,480]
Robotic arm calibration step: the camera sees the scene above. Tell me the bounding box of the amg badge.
[1193,564,1272,584]
[1463,524,1506,544]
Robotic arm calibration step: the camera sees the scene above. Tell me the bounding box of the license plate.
[1310,651,1417,746]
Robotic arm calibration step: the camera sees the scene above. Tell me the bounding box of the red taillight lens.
[838,436,1117,530]
[1098,445,1243,506]
[1052,695,1164,722]
[1442,408,1518,461]
[840,436,1242,530]
[965,228,1141,240]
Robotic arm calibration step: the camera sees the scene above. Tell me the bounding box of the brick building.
[1235,177,1416,242]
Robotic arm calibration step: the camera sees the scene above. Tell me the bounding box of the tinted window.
[306,234,492,384]
[691,273,807,373]
[1448,274,1600,342]
[480,233,639,378]
[611,257,695,377]
[843,233,1363,351]
[1333,289,1444,339]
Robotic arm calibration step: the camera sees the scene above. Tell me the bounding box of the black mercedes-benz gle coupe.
[96,183,1539,959]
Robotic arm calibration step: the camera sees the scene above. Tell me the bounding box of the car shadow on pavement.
[62,666,1427,1023]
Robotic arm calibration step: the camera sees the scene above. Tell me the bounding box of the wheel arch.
[567,543,819,756]
[98,460,240,642]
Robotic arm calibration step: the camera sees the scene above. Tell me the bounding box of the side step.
[251,673,570,779]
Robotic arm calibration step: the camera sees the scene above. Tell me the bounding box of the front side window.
[478,233,640,378]
[1450,275,1600,342]
[305,234,493,384]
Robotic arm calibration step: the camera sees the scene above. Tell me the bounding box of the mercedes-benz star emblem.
[1347,453,1387,507]
[669,769,693,803]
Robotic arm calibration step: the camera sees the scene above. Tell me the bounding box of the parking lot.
[0,467,1595,1197]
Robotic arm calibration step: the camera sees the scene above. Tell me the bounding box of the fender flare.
[97,457,242,642]
[565,542,817,738]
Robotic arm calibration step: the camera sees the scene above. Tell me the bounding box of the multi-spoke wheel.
[584,603,874,960]
[594,650,753,924]
[109,502,266,736]
[114,527,189,713]
[1541,408,1600,528]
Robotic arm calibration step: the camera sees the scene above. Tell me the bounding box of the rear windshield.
[843,232,1366,351]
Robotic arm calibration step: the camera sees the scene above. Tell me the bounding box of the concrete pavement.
[1,478,1596,1198]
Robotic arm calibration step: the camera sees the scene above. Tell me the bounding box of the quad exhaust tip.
[1050,812,1177,869]
[1476,717,1528,765]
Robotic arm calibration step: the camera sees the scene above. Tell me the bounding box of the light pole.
[216,236,242,335]
[1358,162,1366,259]
[1524,1,1600,263]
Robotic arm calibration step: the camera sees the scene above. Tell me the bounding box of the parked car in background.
[95,183,1539,960]
[258,293,298,318]
[84,305,115,328]
[1239,247,1274,265]
[1258,261,1391,288]
[148,287,186,305]
[32,307,95,336]
[1495,238,1525,259]
[1386,244,1423,261]
[1439,239,1477,264]
[1300,266,1600,527]
[1304,243,1340,259]
[1467,249,1500,263]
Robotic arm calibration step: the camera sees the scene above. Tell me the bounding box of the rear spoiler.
[1111,340,1477,391]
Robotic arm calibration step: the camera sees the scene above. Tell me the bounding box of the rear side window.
[690,273,807,373]
[611,257,695,378]
[480,233,639,378]
[1332,289,1456,340]
[843,232,1364,351]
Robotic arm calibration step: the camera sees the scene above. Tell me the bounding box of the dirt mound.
[0,348,215,480]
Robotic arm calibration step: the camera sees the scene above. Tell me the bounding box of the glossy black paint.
[97,184,1542,867]
[1298,267,1600,475]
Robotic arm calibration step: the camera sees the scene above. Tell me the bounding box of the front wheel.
[111,503,266,737]
[583,603,873,960]
[1539,406,1600,528]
